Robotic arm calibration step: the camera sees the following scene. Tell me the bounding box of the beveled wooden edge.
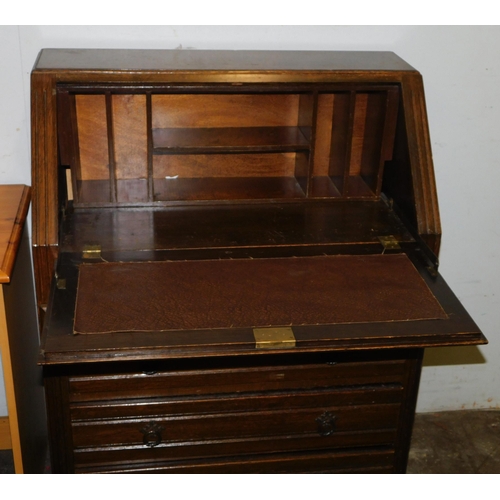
[31,72,58,249]
[33,49,418,73]
[39,332,488,366]
[400,73,441,255]
[0,185,31,284]
[32,69,419,85]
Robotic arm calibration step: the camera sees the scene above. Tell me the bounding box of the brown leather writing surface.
[74,254,447,335]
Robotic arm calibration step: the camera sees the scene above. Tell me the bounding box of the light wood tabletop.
[0,185,31,284]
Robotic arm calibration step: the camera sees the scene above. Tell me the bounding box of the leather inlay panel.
[74,254,447,334]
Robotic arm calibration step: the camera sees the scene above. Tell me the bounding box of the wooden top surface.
[0,185,31,283]
[33,49,417,74]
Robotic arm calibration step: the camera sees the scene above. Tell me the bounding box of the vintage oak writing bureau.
[32,49,486,473]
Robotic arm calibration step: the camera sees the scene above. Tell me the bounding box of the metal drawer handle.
[140,422,165,448]
[316,411,337,436]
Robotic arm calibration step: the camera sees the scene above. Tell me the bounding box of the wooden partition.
[58,89,315,205]
[56,84,401,206]
[311,88,399,198]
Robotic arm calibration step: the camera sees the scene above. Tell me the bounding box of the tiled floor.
[1,410,499,473]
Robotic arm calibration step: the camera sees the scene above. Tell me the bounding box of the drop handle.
[140,422,165,448]
[316,411,337,436]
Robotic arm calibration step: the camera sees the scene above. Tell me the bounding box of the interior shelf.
[152,126,311,154]
[153,176,306,202]
[74,174,307,206]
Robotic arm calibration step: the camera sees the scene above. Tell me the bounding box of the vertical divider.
[359,92,384,193]
[329,91,356,195]
[374,87,400,195]
[305,90,318,197]
[56,90,80,203]
[105,92,117,203]
[68,94,80,202]
[343,91,357,194]
[296,92,315,197]
[146,92,154,202]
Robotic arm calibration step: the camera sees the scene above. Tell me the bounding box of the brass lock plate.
[253,327,296,349]
[378,235,401,250]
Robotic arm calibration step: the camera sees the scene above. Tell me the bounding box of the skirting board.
[0,417,12,450]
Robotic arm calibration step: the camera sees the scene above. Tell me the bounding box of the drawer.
[73,401,401,448]
[77,448,396,474]
[69,359,407,402]
[69,357,407,472]
[70,384,403,420]
[71,385,401,469]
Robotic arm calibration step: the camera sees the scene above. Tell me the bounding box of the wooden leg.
[0,416,12,450]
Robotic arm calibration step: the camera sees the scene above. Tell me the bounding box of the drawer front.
[71,384,403,420]
[73,401,400,448]
[79,449,396,474]
[71,386,402,470]
[68,357,408,472]
[69,359,407,402]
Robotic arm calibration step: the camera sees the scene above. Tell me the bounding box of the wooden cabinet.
[32,49,486,473]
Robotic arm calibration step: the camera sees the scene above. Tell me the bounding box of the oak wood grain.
[152,93,301,129]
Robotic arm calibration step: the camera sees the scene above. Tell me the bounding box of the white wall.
[0,26,499,415]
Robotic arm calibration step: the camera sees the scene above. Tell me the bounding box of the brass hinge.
[54,271,66,290]
[253,327,296,349]
[82,244,102,259]
[378,235,401,250]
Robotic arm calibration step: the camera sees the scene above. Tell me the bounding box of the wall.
[0,26,499,415]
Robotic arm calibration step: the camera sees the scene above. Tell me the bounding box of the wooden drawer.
[72,399,401,448]
[65,357,408,472]
[68,359,407,402]
[71,383,402,471]
[70,384,404,420]
[83,449,397,474]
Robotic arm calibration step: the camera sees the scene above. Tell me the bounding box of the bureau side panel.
[44,373,74,473]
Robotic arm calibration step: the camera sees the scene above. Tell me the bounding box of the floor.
[407,409,500,473]
[1,410,499,473]
[0,449,14,474]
